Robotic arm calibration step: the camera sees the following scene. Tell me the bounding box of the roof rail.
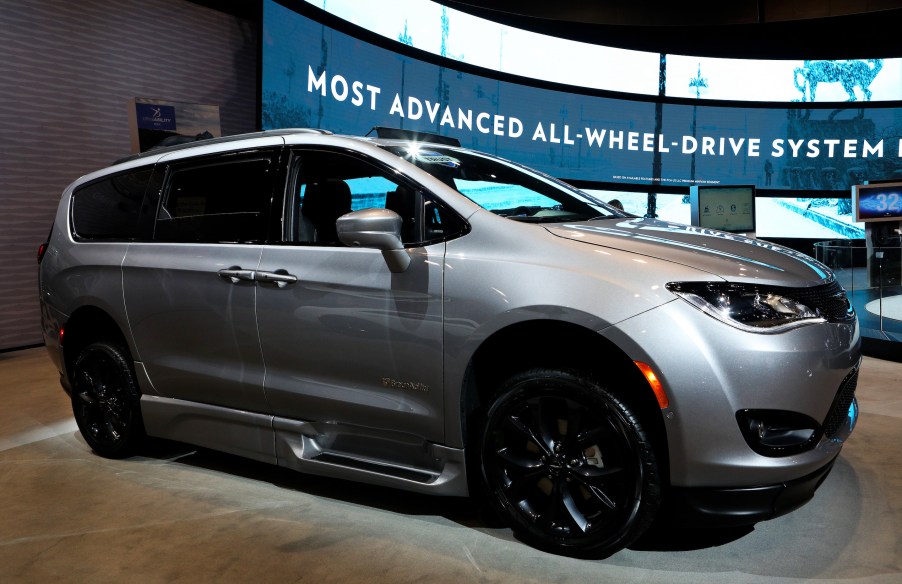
[113,128,333,165]
[368,126,461,147]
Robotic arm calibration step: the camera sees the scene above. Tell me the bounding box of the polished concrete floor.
[1,346,901,583]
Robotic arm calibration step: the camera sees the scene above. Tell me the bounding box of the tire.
[478,369,660,558]
[71,341,145,458]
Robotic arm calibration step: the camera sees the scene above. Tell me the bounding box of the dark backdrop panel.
[0,0,257,350]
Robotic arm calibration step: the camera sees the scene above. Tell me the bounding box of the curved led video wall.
[262,0,902,238]
[302,0,902,103]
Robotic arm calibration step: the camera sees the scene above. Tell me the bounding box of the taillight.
[37,242,49,263]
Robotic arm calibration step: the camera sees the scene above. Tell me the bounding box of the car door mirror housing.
[337,208,411,273]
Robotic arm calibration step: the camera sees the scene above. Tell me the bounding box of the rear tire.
[478,369,660,558]
[71,341,145,458]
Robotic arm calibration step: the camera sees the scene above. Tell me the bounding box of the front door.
[256,148,448,442]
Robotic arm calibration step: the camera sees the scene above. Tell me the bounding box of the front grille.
[783,279,854,322]
[823,367,859,439]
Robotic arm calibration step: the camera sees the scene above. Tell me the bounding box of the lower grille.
[823,367,859,439]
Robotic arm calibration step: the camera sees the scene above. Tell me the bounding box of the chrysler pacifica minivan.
[38,128,860,557]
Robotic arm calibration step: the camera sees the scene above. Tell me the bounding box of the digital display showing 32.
[855,183,902,221]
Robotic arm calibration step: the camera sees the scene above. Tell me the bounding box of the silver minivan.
[38,128,860,558]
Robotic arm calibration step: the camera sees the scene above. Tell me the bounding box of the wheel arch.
[61,305,133,390]
[461,319,670,483]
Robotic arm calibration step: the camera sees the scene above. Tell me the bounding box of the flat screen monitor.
[852,182,902,222]
[689,185,756,233]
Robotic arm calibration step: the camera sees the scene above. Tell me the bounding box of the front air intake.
[823,367,859,439]
[737,364,859,457]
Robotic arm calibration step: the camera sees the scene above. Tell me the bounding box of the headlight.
[666,282,826,333]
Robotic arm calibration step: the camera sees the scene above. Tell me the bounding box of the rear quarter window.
[71,168,153,240]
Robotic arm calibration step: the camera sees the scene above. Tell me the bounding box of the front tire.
[71,341,145,458]
[479,369,660,558]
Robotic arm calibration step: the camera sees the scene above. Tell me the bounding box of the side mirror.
[337,208,411,273]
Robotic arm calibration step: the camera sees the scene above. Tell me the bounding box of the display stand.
[865,221,902,288]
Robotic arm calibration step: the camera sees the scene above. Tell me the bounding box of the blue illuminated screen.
[853,182,902,222]
[263,0,891,238]
[303,0,902,103]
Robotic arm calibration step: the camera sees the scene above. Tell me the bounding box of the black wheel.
[479,369,660,558]
[71,341,145,458]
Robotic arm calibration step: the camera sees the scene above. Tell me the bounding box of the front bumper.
[605,297,860,489]
[668,393,857,526]
[666,454,837,527]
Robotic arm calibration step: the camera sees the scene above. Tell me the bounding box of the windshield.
[380,144,627,223]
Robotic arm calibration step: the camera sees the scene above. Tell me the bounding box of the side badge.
[381,377,429,393]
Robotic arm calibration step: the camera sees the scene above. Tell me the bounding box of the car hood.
[545,218,833,286]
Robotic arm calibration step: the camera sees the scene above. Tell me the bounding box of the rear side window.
[155,155,275,243]
[71,168,152,240]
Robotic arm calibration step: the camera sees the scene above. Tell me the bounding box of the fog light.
[736,409,821,457]
[753,419,766,440]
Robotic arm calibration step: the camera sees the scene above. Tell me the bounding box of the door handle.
[255,269,297,288]
[218,267,256,284]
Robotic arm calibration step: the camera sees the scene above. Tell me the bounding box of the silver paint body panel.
[255,244,445,443]
[39,130,860,497]
[123,243,266,411]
